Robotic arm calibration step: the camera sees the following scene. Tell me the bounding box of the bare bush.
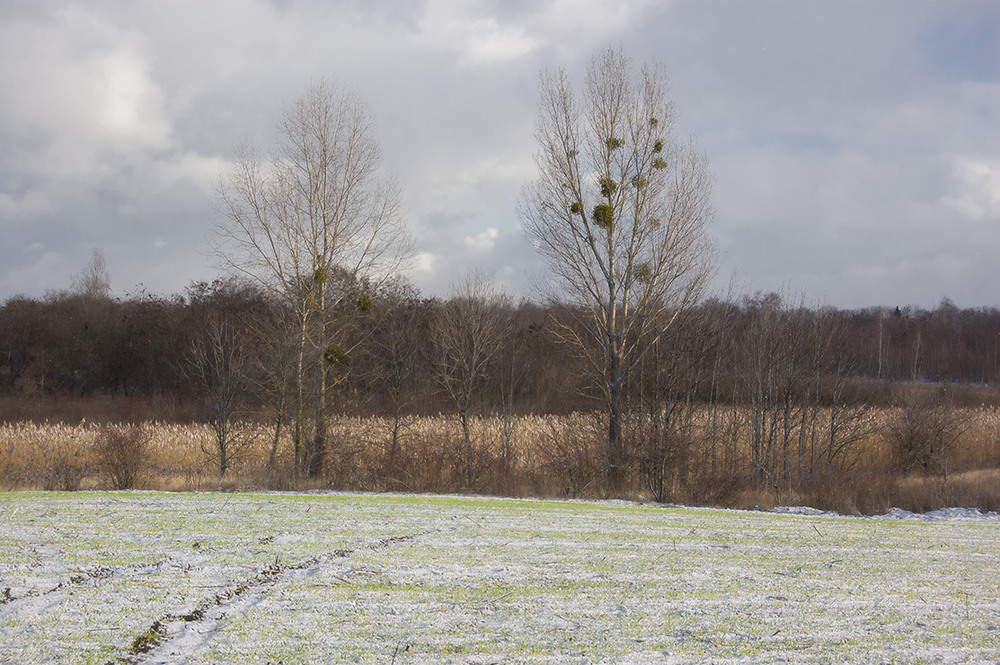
[537,414,605,497]
[93,424,150,490]
[43,450,86,491]
[633,425,689,503]
[886,387,968,477]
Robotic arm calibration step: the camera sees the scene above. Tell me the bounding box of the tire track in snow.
[123,531,434,665]
[0,562,117,624]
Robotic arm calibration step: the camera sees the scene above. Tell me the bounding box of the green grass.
[1,492,998,663]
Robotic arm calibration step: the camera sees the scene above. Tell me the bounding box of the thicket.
[1,279,998,512]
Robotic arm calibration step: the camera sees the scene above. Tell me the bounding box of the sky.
[1,0,998,310]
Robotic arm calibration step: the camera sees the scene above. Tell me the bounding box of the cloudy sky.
[1,0,998,309]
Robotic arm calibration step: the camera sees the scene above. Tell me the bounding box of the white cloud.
[414,251,438,275]
[94,50,172,151]
[0,249,67,297]
[464,18,536,64]
[153,153,230,196]
[0,8,173,180]
[416,1,536,66]
[463,227,499,252]
[942,156,1000,222]
[527,0,661,58]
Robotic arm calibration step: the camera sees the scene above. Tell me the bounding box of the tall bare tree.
[433,273,512,489]
[217,78,410,476]
[186,312,256,476]
[72,248,112,300]
[520,46,714,490]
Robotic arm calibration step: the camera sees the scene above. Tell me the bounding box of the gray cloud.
[1,0,997,308]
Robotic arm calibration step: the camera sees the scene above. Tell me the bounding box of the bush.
[886,387,967,477]
[93,424,150,490]
[537,416,604,498]
[43,451,85,491]
[632,426,689,503]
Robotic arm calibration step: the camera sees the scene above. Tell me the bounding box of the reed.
[2,409,997,513]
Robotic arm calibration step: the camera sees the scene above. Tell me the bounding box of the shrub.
[43,451,85,491]
[886,387,968,477]
[632,426,689,503]
[93,424,150,490]
[537,415,604,498]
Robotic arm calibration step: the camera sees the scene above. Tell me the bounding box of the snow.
[773,505,1000,521]
[2,492,999,664]
[770,506,832,516]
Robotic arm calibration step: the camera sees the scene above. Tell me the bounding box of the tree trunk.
[310,277,328,478]
[608,349,624,492]
[294,305,308,472]
[461,405,472,489]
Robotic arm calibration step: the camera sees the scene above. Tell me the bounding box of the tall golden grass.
[2,408,997,513]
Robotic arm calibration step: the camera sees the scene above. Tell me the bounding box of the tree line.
[2,283,996,415]
[5,282,998,401]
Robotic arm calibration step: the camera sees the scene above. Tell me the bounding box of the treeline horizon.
[2,276,998,411]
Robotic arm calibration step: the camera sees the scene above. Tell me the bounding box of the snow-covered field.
[1,492,998,664]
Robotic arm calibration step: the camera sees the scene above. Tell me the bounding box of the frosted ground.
[1,492,998,664]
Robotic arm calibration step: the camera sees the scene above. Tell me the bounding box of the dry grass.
[894,468,1000,513]
[2,408,998,514]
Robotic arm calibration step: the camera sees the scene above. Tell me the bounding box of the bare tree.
[217,78,411,476]
[72,248,112,300]
[248,297,299,468]
[186,313,257,476]
[433,273,512,489]
[520,46,714,490]
[362,278,424,474]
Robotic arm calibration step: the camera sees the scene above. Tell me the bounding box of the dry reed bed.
[2,409,998,511]
[0,415,598,491]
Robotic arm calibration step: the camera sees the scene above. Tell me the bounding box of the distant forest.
[2,277,998,415]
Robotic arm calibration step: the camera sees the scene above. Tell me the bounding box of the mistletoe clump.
[634,262,652,285]
[592,204,614,230]
[323,344,346,364]
[599,176,618,198]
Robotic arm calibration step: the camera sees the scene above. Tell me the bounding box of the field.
[2,492,999,664]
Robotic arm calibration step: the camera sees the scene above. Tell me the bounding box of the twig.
[483,589,516,605]
[390,642,410,665]
[553,613,581,630]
